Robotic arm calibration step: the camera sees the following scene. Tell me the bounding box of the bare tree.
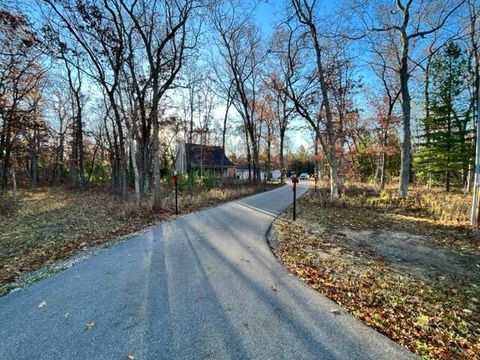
[62,55,86,189]
[352,0,465,197]
[368,32,401,189]
[43,0,129,198]
[290,0,342,197]
[208,58,236,181]
[268,26,295,183]
[210,0,265,182]
[120,0,198,209]
[49,86,69,184]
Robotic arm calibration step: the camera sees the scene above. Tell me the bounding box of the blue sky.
[254,0,285,36]
[254,0,340,36]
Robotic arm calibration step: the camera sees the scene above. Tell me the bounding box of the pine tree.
[415,41,473,191]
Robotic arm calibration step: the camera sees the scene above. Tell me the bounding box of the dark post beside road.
[291,173,298,221]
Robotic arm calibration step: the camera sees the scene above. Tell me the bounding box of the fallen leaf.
[64,312,70,318]
[84,321,95,330]
[331,309,341,315]
[126,356,135,360]
[271,286,277,292]
[38,301,47,309]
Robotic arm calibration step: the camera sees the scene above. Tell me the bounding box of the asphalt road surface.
[0,184,417,360]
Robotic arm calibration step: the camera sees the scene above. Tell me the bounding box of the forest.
[2,2,480,359]
[0,0,479,219]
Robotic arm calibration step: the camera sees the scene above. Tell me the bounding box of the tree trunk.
[12,153,17,202]
[142,129,150,195]
[380,151,387,190]
[77,106,84,189]
[307,15,340,197]
[221,97,231,182]
[399,34,411,198]
[152,119,161,210]
[87,144,98,183]
[446,92,452,193]
[1,115,12,192]
[251,139,260,183]
[31,153,38,189]
[314,135,320,186]
[110,101,128,199]
[129,133,141,204]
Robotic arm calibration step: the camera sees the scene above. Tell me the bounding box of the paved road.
[0,184,416,360]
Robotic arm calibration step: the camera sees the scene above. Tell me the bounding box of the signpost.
[291,173,298,221]
[173,170,179,215]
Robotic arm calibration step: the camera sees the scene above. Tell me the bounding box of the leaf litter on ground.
[270,188,480,360]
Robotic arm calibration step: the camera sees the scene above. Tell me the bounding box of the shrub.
[202,172,215,189]
[177,175,189,192]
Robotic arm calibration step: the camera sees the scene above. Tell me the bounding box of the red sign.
[292,177,298,191]
[172,175,178,187]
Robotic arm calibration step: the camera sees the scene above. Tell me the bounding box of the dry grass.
[303,183,479,252]
[0,183,274,292]
[341,183,473,224]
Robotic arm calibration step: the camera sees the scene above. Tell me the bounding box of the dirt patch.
[331,228,480,284]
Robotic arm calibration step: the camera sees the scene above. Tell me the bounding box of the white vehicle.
[299,173,309,180]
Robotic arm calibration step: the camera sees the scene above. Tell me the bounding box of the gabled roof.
[186,143,235,168]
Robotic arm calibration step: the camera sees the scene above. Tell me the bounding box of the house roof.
[235,163,251,170]
[186,143,235,168]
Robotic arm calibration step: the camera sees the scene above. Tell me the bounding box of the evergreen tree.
[415,41,473,191]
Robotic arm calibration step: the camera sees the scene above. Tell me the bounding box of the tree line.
[1,0,480,224]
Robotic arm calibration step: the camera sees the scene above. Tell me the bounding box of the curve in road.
[0,184,416,360]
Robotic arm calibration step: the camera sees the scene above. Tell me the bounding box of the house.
[175,142,236,178]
